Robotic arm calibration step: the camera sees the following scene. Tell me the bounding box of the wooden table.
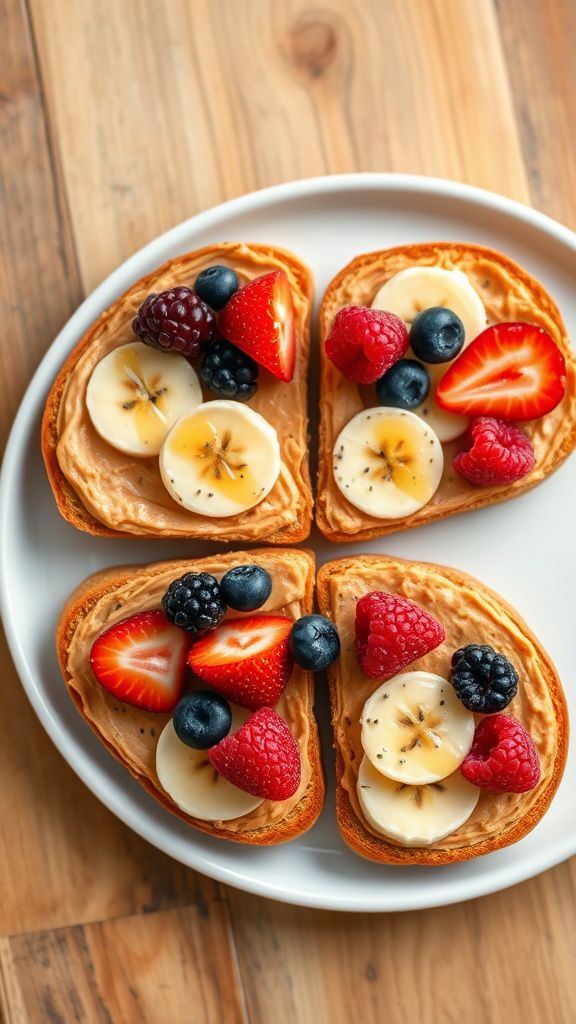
[1,1,574,1020]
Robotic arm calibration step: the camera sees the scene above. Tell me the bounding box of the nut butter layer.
[43,243,313,543]
[317,243,576,541]
[317,555,568,865]
[57,548,324,845]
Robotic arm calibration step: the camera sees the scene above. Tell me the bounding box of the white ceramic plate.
[1,174,574,912]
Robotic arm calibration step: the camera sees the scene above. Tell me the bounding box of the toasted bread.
[57,548,324,845]
[317,555,568,864]
[317,243,576,542]
[42,243,313,543]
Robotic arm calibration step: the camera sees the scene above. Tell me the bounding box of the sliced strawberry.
[436,322,566,421]
[188,614,293,710]
[218,270,295,382]
[90,610,190,713]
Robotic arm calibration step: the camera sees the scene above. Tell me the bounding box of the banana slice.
[156,702,264,821]
[357,756,480,846]
[333,407,443,518]
[360,671,475,784]
[159,400,281,517]
[86,342,202,456]
[372,267,487,441]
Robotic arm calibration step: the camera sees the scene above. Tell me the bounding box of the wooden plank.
[0,0,218,936]
[0,903,247,1024]
[229,865,576,1024]
[28,0,529,294]
[497,0,576,228]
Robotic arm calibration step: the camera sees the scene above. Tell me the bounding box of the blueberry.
[409,306,465,363]
[376,359,430,409]
[194,266,239,311]
[173,691,232,749]
[220,565,273,611]
[289,615,340,672]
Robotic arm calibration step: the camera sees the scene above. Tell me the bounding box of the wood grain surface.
[1,0,574,1020]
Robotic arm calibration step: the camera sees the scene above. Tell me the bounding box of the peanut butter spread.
[65,553,313,834]
[55,244,310,537]
[325,560,561,850]
[319,245,576,535]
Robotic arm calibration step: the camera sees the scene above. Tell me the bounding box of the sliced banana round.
[160,400,281,517]
[333,407,443,519]
[357,756,480,846]
[361,671,475,785]
[156,703,264,821]
[372,267,487,442]
[86,342,202,456]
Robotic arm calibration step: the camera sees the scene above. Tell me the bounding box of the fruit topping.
[194,265,239,311]
[90,610,190,712]
[86,342,202,456]
[219,564,272,612]
[460,714,540,793]
[360,671,474,784]
[159,400,280,517]
[133,286,215,358]
[173,691,232,749]
[453,416,535,486]
[409,306,465,363]
[376,359,430,410]
[332,407,443,519]
[162,572,226,636]
[325,305,408,385]
[355,591,445,680]
[208,707,301,800]
[156,703,264,820]
[219,270,295,382]
[289,614,340,671]
[188,615,293,710]
[450,644,519,713]
[371,267,487,347]
[436,322,566,421]
[357,757,479,846]
[200,339,258,401]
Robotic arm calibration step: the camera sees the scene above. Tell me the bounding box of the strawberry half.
[90,610,191,713]
[188,615,294,710]
[218,270,295,382]
[436,322,566,421]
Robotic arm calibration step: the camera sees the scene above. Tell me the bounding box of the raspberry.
[133,287,215,359]
[453,417,535,486]
[460,715,540,793]
[451,644,518,713]
[208,707,301,800]
[326,305,409,385]
[355,591,445,679]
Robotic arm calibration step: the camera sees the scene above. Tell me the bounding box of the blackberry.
[450,644,518,713]
[200,339,258,401]
[162,572,226,636]
[133,287,215,359]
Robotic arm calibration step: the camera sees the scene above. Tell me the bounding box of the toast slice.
[317,555,568,865]
[57,548,324,845]
[42,243,313,543]
[317,243,576,542]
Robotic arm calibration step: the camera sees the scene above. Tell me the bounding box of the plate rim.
[1,172,575,912]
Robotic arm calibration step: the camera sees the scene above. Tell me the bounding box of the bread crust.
[316,242,576,542]
[42,243,313,544]
[317,555,569,865]
[57,549,324,845]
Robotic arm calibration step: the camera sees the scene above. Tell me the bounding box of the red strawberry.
[90,610,190,713]
[188,615,293,710]
[218,270,295,382]
[355,592,445,679]
[436,321,566,421]
[208,707,301,800]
